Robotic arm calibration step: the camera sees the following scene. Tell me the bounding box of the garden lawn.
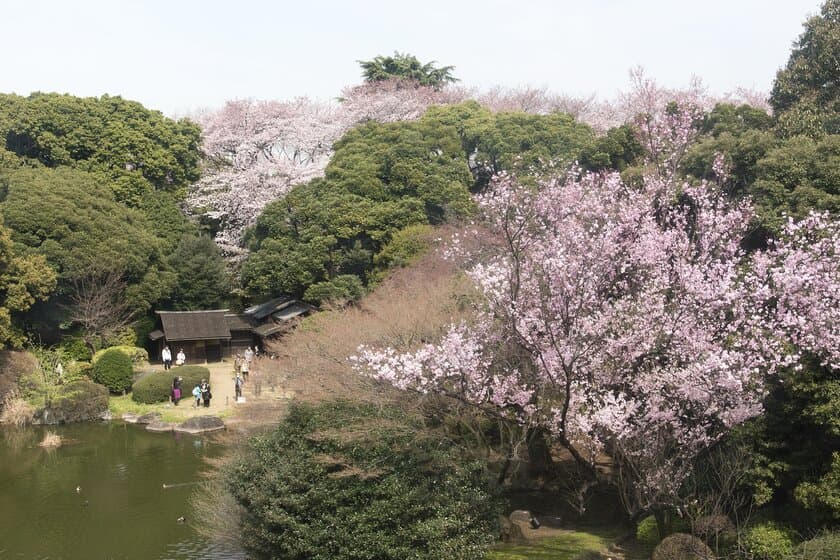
[488,527,623,560]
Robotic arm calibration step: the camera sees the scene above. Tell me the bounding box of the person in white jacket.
[162,346,172,370]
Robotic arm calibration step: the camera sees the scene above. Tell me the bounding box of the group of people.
[161,344,260,407]
[232,346,257,402]
[171,376,212,407]
[161,346,186,370]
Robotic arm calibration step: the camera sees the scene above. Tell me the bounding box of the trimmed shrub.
[652,533,715,560]
[225,401,503,560]
[791,531,840,560]
[91,348,133,393]
[92,345,149,367]
[742,522,797,560]
[131,365,209,404]
[638,515,661,546]
[45,380,109,423]
[304,275,365,306]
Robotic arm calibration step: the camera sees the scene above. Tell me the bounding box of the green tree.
[0,216,56,348]
[165,235,230,310]
[242,102,597,301]
[0,92,201,203]
[359,52,457,89]
[770,0,840,137]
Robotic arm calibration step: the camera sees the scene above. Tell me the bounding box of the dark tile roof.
[148,329,165,341]
[243,296,295,321]
[272,302,316,321]
[253,323,287,337]
[157,310,231,341]
[225,313,255,332]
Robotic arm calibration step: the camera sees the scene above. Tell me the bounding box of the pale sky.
[0,0,825,116]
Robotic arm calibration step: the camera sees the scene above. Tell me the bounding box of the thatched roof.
[156,310,232,342]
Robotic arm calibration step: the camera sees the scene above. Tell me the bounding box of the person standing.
[234,373,243,401]
[240,358,249,382]
[200,379,211,408]
[244,346,254,365]
[192,384,201,408]
[172,376,182,406]
[162,346,172,370]
[176,348,186,366]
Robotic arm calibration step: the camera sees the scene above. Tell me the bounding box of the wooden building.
[148,298,316,363]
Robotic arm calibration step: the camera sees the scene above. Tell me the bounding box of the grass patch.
[488,528,615,560]
[109,394,237,424]
[109,394,184,423]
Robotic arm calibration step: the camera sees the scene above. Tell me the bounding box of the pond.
[0,422,245,560]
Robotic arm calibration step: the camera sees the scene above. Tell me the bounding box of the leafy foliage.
[164,235,229,310]
[303,274,365,306]
[791,531,840,560]
[770,0,839,137]
[91,347,134,393]
[0,213,55,348]
[0,92,201,202]
[741,522,797,560]
[225,401,502,560]
[242,103,595,300]
[131,365,208,404]
[359,52,457,89]
[46,379,109,423]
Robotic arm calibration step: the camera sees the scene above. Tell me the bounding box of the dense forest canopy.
[0,94,221,352]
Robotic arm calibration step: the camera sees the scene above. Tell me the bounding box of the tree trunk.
[527,427,554,476]
[654,508,672,539]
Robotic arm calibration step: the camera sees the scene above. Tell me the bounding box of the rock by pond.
[174,415,225,434]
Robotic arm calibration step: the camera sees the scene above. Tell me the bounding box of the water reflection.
[0,423,245,559]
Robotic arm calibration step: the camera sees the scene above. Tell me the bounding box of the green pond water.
[0,422,245,560]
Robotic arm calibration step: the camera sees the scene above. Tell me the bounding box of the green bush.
[791,531,840,560]
[636,514,689,547]
[46,380,109,423]
[374,224,434,270]
[225,401,502,560]
[91,348,133,393]
[742,522,797,560]
[637,515,661,546]
[303,275,365,306]
[59,337,92,362]
[92,345,149,367]
[652,533,715,560]
[131,365,209,404]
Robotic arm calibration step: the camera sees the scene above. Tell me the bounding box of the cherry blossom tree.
[188,80,464,255]
[355,104,839,524]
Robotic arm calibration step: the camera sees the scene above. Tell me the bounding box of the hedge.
[92,348,134,393]
[225,401,502,559]
[131,365,209,404]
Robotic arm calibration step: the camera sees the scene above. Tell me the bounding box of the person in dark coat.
[200,379,211,408]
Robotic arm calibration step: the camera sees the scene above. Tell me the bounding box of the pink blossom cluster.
[354,104,837,508]
[188,81,460,254]
[748,213,840,370]
[187,69,770,256]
